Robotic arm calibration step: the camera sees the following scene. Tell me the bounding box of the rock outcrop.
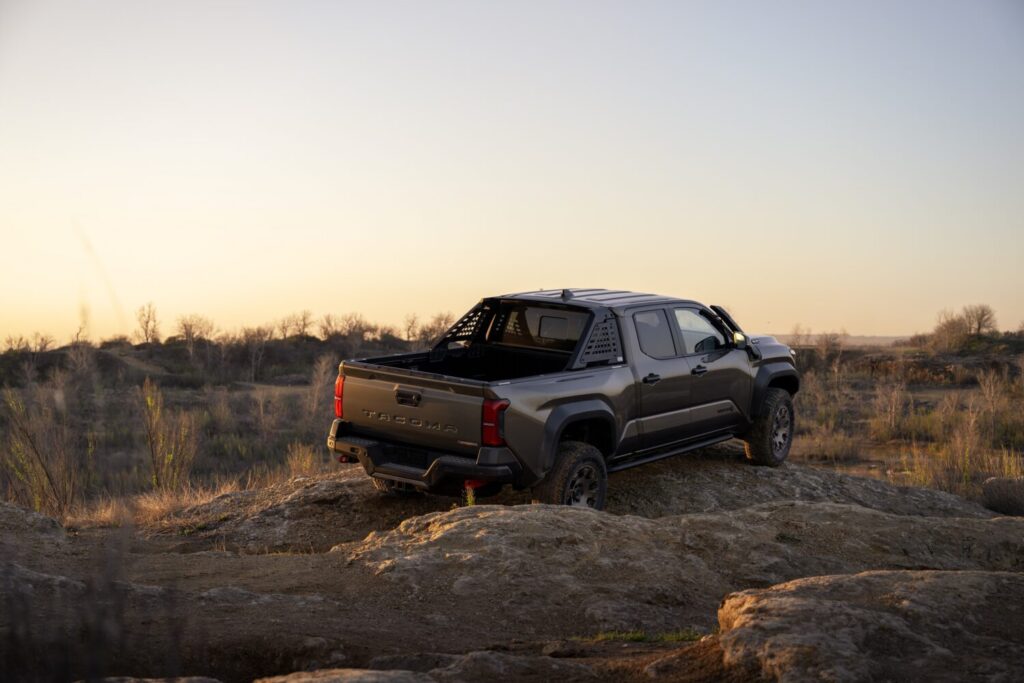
[155,451,992,554]
[340,501,1024,633]
[982,476,1024,516]
[715,570,1024,682]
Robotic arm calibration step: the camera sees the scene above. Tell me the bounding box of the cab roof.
[502,288,699,313]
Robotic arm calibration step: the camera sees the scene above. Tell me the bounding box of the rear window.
[487,303,589,352]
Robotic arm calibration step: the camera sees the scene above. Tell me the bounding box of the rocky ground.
[2,444,1022,682]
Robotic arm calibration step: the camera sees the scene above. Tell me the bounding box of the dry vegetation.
[0,305,454,523]
[2,302,1023,522]
[790,305,1024,507]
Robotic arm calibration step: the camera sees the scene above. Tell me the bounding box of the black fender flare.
[540,400,618,473]
[751,363,800,417]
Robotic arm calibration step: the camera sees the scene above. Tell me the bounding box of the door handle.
[642,373,661,385]
[395,389,422,406]
[691,365,708,376]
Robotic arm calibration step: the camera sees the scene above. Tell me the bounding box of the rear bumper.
[326,419,519,492]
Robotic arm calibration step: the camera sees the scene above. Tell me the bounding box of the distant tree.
[340,313,370,340]
[32,333,54,354]
[416,312,455,349]
[135,303,161,344]
[319,314,341,340]
[241,326,273,381]
[295,310,314,337]
[962,304,997,336]
[177,314,215,361]
[404,314,419,342]
[789,324,812,348]
[931,310,970,352]
[277,314,296,340]
[815,330,846,364]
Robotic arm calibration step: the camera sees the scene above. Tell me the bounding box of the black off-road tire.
[370,477,421,497]
[532,440,608,510]
[743,388,795,466]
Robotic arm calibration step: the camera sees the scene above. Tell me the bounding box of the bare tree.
[34,333,54,353]
[815,330,846,363]
[319,314,341,340]
[3,335,29,353]
[416,312,455,349]
[340,312,370,339]
[932,310,970,352]
[962,304,997,336]
[241,326,273,381]
[277,315,296,340]
[404,314,419,342]
[135,303,161,344]
[177,314,215,360]
[306,354,335,422]
[789,324,812,348]
[295,310,314,337]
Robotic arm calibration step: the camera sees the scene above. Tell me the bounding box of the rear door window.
[633,309,677,359]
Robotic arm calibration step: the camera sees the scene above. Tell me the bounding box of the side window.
[673,309,726,354]
[633,310,677,359]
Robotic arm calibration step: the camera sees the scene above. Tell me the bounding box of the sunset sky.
[1,0,1022,343]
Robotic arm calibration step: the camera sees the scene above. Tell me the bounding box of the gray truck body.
[327,289,799,495]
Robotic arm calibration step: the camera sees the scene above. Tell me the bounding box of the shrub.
[0,383,91,520]
[868,382,907,441]
[139,378,198,491]
[284,442,325,477]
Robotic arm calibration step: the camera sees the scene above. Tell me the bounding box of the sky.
[1,0,1022,343]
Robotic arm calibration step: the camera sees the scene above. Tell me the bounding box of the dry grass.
[284,441,328,477]
[889,442,1024,501]
[69,481,240,529]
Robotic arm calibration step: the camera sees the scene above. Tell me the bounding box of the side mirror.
[733,332,747,349]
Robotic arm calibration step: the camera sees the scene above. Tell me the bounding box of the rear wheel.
[743,388,794,466]
[370,477,421,497]
[532,440,608,510]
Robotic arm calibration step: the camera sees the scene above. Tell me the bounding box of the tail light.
[333,374,345,418]
[481,398,510,447]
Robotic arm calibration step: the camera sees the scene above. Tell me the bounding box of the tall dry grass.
[70,480,241,529]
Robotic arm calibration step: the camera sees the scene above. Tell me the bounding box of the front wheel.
[532,441,608,510]
[743,388,794,466]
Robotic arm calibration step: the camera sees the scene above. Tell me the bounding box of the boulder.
[715,570,1024,682]
[340,501,1024,633]
[982,476,1024,516]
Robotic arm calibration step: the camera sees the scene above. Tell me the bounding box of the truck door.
[670,307,751,434]
[627,307,694,450]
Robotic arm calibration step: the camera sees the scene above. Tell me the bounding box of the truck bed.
[363,344,571,382]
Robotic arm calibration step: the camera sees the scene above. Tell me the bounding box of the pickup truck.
[326,289,799,510]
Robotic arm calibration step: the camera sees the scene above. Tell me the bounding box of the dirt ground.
[2,443,1021,683]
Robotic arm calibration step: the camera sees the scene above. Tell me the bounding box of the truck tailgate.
[341,362,484,456]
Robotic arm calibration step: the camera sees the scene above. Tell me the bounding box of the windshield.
[486,302,590,353]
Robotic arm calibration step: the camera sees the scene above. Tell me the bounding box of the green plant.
[0,385,90,520]
[139,378,198,491]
